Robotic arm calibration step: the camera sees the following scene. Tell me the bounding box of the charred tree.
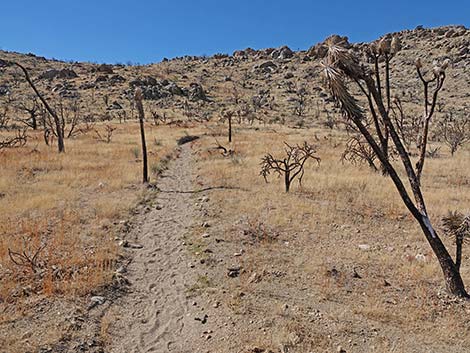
[321,35,468,297]
[260,142,320,192]
[13,62,65,152]
[135,88,149,184]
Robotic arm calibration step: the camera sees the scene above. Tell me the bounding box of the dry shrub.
[241,218,279,244]
[0,123,195,308]
[0,210,116,304]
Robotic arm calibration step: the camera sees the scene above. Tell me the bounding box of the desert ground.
[0,25,470,353]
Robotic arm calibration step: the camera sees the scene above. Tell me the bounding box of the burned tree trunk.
[284,170,290,192]
[260,142,321,193]
[13,62,65,153]
[228,114,232,143]
[135,88,149,184]
[321,35,469,297]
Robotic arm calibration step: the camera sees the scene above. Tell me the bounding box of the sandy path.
[107,145,202,353]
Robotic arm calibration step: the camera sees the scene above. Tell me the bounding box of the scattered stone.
[96,63,114,74]
[248,272,261,283]
[227,266,241,278]
[352,268,362,279]
[108,101,123,110]
[88,296,106,310]
[415,253,426,262]
[188,82,207,101]
[194,314,208,324]
[358,244,371,251]
[326,267,340,278]
[256,61,277,73]
[0,85,10,96]
[115,266,126,274]
[284,72,294,79]
[95,75,108,83]
[164,82,182,95]
[271,45,294,60]
[118,240,129,247]
[177,135,199,145]
[39,68,78,80]
[109,74,126,83]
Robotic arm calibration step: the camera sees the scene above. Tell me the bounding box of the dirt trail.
[107,144,204,353]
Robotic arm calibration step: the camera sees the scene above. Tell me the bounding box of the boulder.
[188,83,207,101]
[110,74,126,83]
[79,82,95,90]
[142,86,170,100]
[95,75,108,83]
[254,61,277,73]
[233,50,246,57]
[97,64,114,74]
[271,45,294,60]
[284,72,294,79]
[166,82,184,95]
[39,68,78,80]
[108,101,123,110]
[129,76,158,87]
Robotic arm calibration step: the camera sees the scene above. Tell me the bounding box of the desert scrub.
[0,123,191,306]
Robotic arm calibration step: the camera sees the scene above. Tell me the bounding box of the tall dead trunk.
[321,36,468,296]
[417,217,468,297]
[135,89,149,184]
[31,113,37,130]
[14,62,64,153]
[285,170,290,192]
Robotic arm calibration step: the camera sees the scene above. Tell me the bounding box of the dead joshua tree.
[341,132,379,171]
[260,141,320,192]
[134,88,149,183]
[437,111,470,156]
[0,105,10,129]
[292,86,309,118]
[0,129,28,149]
[321,35,469,296]
[221,109,234,143]
[94,124,116,143]
[12,62,65,152]
[17,96,40,130]
[390,96,421,150]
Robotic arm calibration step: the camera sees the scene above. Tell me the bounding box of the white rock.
[415,253,426,262]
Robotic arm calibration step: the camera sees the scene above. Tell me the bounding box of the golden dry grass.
[0,122,191,320]
[192,122,470,351]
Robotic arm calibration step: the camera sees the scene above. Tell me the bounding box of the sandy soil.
[106,143,212,353]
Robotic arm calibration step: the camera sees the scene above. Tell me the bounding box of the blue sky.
[0,0,468,64]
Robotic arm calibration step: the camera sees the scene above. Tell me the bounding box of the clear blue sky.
[1,0,468,64]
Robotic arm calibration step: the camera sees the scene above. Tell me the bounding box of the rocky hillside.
[0,24,469,128]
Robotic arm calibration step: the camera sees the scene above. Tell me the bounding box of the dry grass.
[193,122,470,351]
[0,122,190,320]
